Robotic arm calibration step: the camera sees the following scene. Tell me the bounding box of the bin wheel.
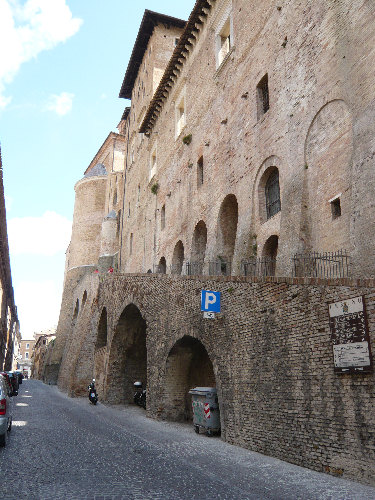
[207,429,213,437]
[194,425,199,434]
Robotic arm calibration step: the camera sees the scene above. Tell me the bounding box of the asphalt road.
[0,379,374,500]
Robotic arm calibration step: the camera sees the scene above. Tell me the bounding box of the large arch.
[106,303,147,404]
[215,194,238,273]
[161,335,216,422]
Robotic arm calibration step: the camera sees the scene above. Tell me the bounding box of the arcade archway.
[162,336,216,421]
[106,304,147,404]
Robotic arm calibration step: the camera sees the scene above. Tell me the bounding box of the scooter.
[88,379,98,405]
[133,381,146,409]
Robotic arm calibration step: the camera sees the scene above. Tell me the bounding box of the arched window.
[265,170,281,219]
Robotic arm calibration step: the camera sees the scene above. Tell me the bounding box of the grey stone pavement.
[0,380,374,500]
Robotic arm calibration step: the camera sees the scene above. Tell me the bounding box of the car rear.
[0,374,12,446]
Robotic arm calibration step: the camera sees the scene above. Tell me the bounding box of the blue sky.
[0,0,192,339]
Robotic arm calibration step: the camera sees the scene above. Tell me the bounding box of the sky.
[0,0,193,339]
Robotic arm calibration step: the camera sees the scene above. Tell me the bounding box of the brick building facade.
[0,147,19,371]
[46,1,375,485]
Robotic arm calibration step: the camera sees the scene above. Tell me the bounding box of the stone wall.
[55,273,375,485]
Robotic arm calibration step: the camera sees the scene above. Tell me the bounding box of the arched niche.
[261,235,278,276]
[82,291,88,309]
[158,256,166,274]
[172,240,184,275]
[215,194,238,270]
[191,220,207,274]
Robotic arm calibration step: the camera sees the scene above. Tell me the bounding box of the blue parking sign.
[201,290,221,313]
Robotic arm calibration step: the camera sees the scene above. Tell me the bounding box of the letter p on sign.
[201,290,221,313]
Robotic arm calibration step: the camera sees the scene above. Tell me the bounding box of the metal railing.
[292,250,351,278]
[185,261,203,276]
[208,260,231,276]
[241,257,276,277]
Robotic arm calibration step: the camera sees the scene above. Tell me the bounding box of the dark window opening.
[257,74,269,119]
[161,205,165,230]
[265,170,281,219]
[197,156,203,187]
[331,198,341,219]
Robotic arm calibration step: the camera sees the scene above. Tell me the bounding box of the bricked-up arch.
[162,336,216,421]
[106,303,147,404]
[95,307,108,350]
[216,195,238,267]
[172,240,184,275]
[191,220,207,270]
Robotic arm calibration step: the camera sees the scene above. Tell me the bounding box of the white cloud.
[8,211,72,256]
[0,0,82,109]
[45,91,74,115]
[16,279,60,338]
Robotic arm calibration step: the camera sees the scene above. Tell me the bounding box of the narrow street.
[1,380,374,500]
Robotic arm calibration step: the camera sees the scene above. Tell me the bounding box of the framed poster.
[328,296,373,373]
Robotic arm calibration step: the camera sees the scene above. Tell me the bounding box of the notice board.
[328,296,373,373]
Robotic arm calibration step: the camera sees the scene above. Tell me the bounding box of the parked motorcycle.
[88,379,98,405]
[133,381,146,409]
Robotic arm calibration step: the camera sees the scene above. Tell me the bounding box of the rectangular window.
[26,343,29,349]
[161,205,165,230]
[150,147,157,180]
[175,92,186,138]
[218,19,231,66]
[197,156,204,187]
[330,197,341,219]
[256,74,270,120]
[215,9,233,70]
[25,352,29,359]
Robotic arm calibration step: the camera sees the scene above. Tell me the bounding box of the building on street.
[46,0,375,486]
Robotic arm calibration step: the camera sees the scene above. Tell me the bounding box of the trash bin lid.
[188,387,217,396]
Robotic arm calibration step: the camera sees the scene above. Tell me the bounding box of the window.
[197,156,204,187]
[130,233,133,255]
[26,343,29,349]
[128,202,131,218]
[174,38,179,46]
[330,197,341,219]
[161,205,165,230]
[175,93,185,137]
[265,170,281,219]
[215,11,233,69]
[150,147,157,180]
[25,352,29,359]
[257,74,270,119]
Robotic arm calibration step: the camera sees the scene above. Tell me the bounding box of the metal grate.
[241,257,276,277]
[292,250,351,278]
[265,170,281,219]
[208,260,231,276]
[185,262,203,276]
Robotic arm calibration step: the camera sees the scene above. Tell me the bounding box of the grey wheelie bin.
[189,387,220,436]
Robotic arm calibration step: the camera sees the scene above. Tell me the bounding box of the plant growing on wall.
[151,182,159,195]
[182,134,192,145]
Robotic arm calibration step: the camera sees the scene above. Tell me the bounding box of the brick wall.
[54,273,375,485]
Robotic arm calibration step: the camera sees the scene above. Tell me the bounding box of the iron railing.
[241,257,276,277]
[292,250,351,278]
[208,260,231,276]
[185,261,204,276]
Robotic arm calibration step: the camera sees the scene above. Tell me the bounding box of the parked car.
[0,372,13,395]
[0,374,13,446]
[14,371,24,385]
[4,372,18,395]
